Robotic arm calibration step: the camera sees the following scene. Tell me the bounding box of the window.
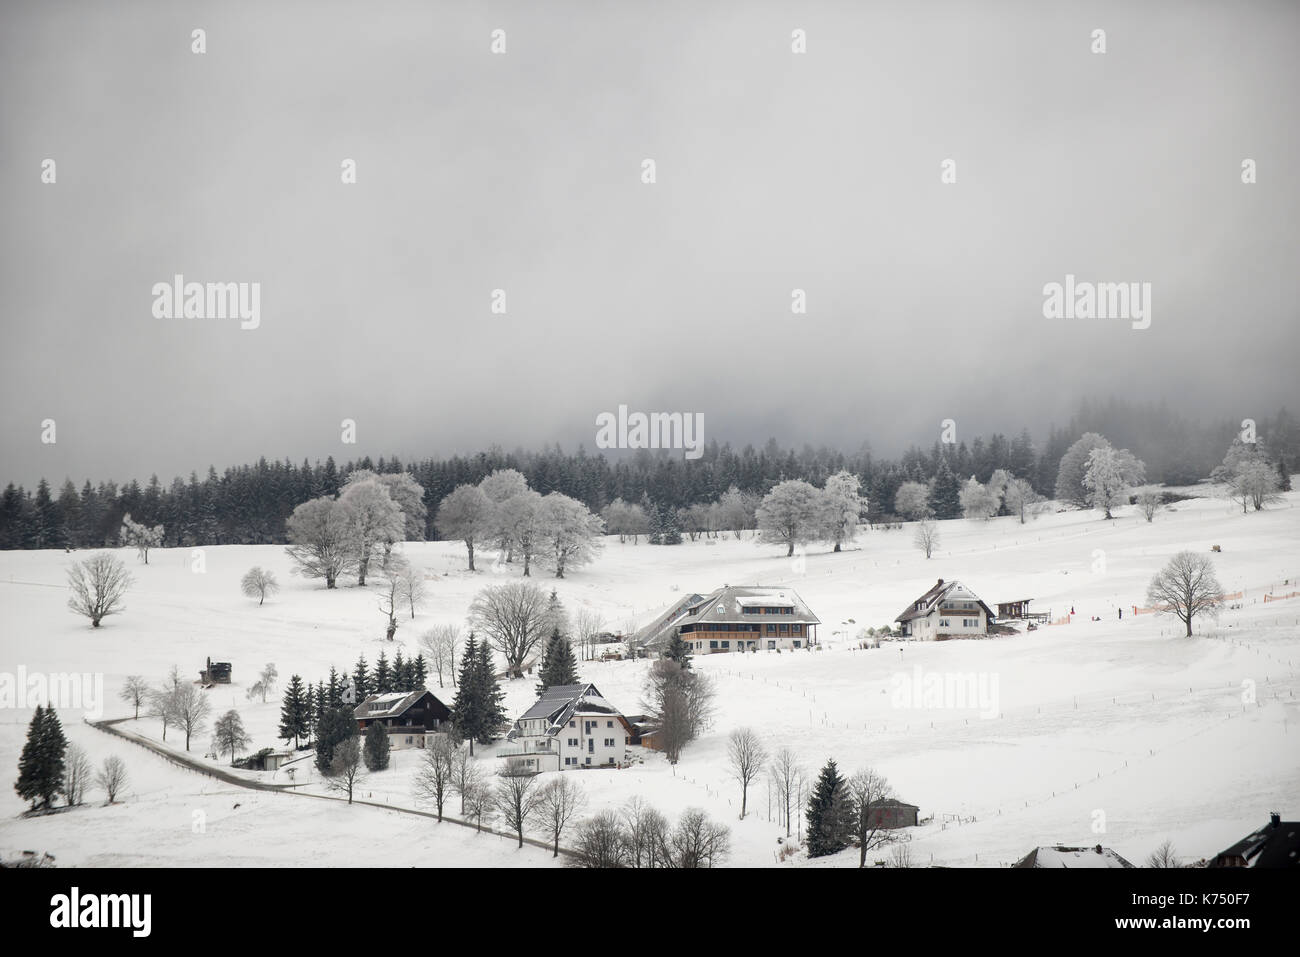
[569,720,575,728]
[604,738,615,747]
[721,641,729,648]
[405,736,413,745]
[767,641,775,649]
[766,624,776,635]
[793,641,801,648]
[779,624,789,634]
[585,757,592,765]
[710,641,718,649]
[939,618,950,628]
[568,738,578,747]
[964,618,978,628]
[793,624,802,634]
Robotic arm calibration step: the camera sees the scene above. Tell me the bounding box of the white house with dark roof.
[634,585,821,654]
[894,579,994,640]
[501,683,633,772]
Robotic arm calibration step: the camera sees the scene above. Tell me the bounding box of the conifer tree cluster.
[363,719,391,771]
[450,634,507,754]
[15,704,68,811]
[535,628,580,695]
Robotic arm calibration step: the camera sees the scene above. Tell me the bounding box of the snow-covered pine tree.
[412,653,427,690]
[476,639,507,744]
[392,650,407,692]
[363,719,390,771]
[278,675,309,748]
[928,461,962,520]
[664,632,693,669]
[15,704,67,811]
[352,656,369,702]
[805,758,852,858]
[451,634,482,753]
[374,652,390,694]
[535,628,580,695]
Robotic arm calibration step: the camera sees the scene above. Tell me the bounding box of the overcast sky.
[2,0,1297,487]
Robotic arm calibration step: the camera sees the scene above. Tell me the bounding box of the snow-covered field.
[2,489,1297,867]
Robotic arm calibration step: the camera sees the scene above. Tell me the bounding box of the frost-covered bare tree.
[1146,551,1224,638]
[1146,839,1180,868]
[847,768,896,868]
[285,496,357,589]
[1228,459,1283,513]
[770,747,803,837]
[414,733,457,821]
[449,738,482,814]
[212,710,252,764]
[246,662,278,703]
[326,737,364,804]
[912,520,940,559]
[1083,445,1146,519]
[573,608,606,662]
[96,755,128,804]
[469,580,552,677]
[894,481,933,521]
[756,480,825,556]
[666,808,730,868]
[62,743,93,806]
[601,498,650,544]
[119,513,164,564]
[340,479,404,586]
[146,668,183,742]
[172,682,211,751]
[118,675,148,719]
[536,493,605,578]
[716,486,758,539]
[726,728,768,819]
[496,490,544,576]
[1002,477,1041,524]
[436,484,493,571]
[1136,487,1162,523]
[67,552,133,627]
[478,468,531,561]
[571,810,629,868]
[377,557,408,640]
[958,477,999,520]
[533,775,588,857]
[495,759,542,848]
[622,796,671,868]
[396,562,427,619]
[240,566,279,605]
[420,623,461,687]
[821,470,867,551]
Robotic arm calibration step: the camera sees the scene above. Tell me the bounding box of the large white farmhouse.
[501,683,634,772]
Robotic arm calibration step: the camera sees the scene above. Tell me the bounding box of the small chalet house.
[502,683,634,772]
[353,690,451,750]
[635,585,821,655]
[895,579,994,640]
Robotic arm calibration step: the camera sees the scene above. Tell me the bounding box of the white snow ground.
[1,488,1297,867]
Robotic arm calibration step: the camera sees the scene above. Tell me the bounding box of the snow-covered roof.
[895,579,995,623]
[1013,845,1135,868]
[512,682,629,738]
[352,690,440,721]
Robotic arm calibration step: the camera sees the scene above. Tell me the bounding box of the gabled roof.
[895,579,995,623]
[681,586,820,626]
[631,593,705,650]
[1012,845,1135,868]
[1213,816,1300,868]
[513,682,630,738]
[352,690,444,722]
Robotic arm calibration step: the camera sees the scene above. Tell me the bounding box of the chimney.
[1094,844,1103,854]
[1271,812,1281,828]
[937,579,944,586]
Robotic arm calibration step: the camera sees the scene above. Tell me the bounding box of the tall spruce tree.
[929,460,962,520]
[392,650,407,692]
[352,656,370,702]
[412,654,427,691]
[278,675,310,748]
[664,632,693,668]
[476,639,507,742]
[451,634,483,753]
[15,705,67,811]
[374,652,390,694]
[535,628,580,695]
[327,667,341,707]
[363,720,390,771]
[806,758,853,858]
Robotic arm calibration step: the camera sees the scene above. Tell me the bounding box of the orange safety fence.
[1263,591,1299,603]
